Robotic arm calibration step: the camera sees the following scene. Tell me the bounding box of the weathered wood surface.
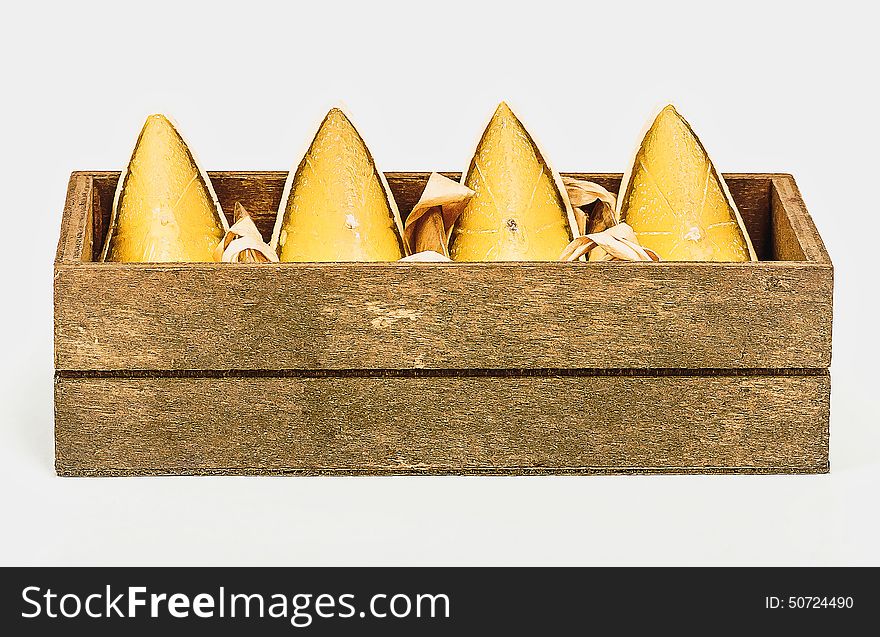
[53,171,832,477]
[54,172,832,372]
[56,173,93,265]
[771,175,830,263]
[54,372,830,476]
[54,259,832,371]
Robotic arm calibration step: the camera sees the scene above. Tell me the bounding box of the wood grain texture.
[53,172,832,477]
[54,172,832,372]
[771,175,831,264]
[53,260,831,371]
[54,372,830,476]
[56,173,92,263]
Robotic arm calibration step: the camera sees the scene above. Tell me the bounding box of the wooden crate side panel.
[54,260,832,371]
[54,373,830,476]
[771,176,831,265]
[56,173,93,263]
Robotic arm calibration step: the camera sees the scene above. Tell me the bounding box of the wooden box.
[54,172,832,476]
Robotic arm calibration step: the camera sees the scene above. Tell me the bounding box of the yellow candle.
[273,108,405,262]
[102,114,226,262]
[449,102,576,261]
[619,105,757,261]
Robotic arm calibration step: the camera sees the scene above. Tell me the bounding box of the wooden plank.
[771,175,831,264]
[54,372,830,476]
[53,258,832,371]
[55,173,92,263]
[771,185,806,261]
[57,171,831,371]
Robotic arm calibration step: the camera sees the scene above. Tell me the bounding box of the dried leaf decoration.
[563,177,618,235]
[401,173,474,260]
[559,222,660,262]
[214,203,279,263]
[560,177,659,262]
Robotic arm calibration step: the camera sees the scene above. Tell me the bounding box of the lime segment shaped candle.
[272,108,405,262]
[618,105,757,261]
[449,102,577,261]
[101,114,227,262]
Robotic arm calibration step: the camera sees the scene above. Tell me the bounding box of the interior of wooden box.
[85,173,802,262]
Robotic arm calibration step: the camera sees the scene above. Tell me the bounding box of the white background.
[1,0,878,565]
